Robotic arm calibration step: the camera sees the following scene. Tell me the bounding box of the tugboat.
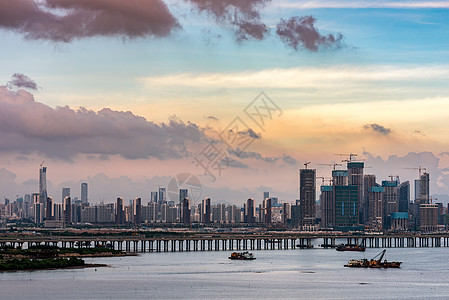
[336,243,366,251]
[344,249,401,268]
[229,251,256,260]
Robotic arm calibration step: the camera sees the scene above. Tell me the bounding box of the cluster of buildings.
[0,161,447,232]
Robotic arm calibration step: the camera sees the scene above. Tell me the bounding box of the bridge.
[2,233,449,252]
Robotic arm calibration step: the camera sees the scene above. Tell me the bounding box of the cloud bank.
[0,0,180,42]
[0,84,205,160]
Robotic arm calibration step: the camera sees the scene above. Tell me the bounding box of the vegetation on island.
[0,257,84,271]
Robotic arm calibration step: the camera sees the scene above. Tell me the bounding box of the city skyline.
[1,1,449,204]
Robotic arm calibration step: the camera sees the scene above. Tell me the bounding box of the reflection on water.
[2,247,449,299]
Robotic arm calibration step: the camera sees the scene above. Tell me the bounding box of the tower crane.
[334,153,358,162]
[317,163,342,170]
[303,162,311,169]
[404,166,426,177]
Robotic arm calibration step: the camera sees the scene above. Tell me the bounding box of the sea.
[2,245,449,299]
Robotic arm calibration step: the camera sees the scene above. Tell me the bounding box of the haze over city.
[1,0,449,205]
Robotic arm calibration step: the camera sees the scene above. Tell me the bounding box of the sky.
[1,0,449,205]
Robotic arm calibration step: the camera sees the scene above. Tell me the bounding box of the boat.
[344,249,401,268]
[336,243,366,251]
[228,251,256,260]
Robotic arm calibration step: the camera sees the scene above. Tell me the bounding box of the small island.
[0,245,127,272]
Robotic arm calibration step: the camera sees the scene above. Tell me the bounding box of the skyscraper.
[150,191,158,203]
[158,187,166,204]
[419,173,430,204]
[347,162,364,223]
[320,185,334,228]
[62,188,70,203]
[81,183,88,205]
[398,181,410,212]
[245,198,255,224]
[133,197,142,226]
[116,197,125,225]
[299,168,316,228]
[181,197,190,225]
[202,197,211,225]
[334,185,359,227]
[382,179,399,229]
[63,196,72,225]
[39,165,47,204]
[179,189,188,203]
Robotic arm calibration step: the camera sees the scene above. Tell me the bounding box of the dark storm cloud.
[0,85,205,160]
[363,123,391,135]
[8,73,38,90]
[0,0,180,42]
[186,0,270,42]
[276,16,344,51]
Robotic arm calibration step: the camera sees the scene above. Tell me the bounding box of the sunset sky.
[1,0,449,205]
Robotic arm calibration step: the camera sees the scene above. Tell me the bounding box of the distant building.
[334,185,358,227]
[62,188,70,203]
[347,162,364,224]
[320,185,334,228]
[398,181,410,212]
[368,186,384,231]
[179,189,188,203]
[133,198,142,226]
[81,183,88,205]
[63,196,72,225]
[382,179,399,229]
[202,197,211,225]
[420,203,438,232]
[244,198,255,224]
[116,197,125,225]
[39,165,47,204]
[299,168,316,228]
[181,197,190,225]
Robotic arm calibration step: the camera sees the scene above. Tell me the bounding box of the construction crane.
[388,175,400,182]
[303,162,311,169]
[317,163,342,170]
[404,166,426,177]
[40,161,45,167]
[334,153,358,162]
[316,176,326,185]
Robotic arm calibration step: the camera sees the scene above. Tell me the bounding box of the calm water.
[2,247,449,299]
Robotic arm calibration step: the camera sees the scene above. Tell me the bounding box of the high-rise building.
[419,173,430,204]
[133,197,142,226]
[398,181,410,212]
[150,191,158,203]
[179,189,188,203]
[62,188,70,203]
[63,196,72,225]
[116,197,125,225]
[39,165,47,204]
[368,186,383,230]
[320,185,334,228]
[299,168,316,228]
[81,183,88,205]
[363,175,377,224]
[332,170,348,186]
[244,198,255,224]
[347,162,364,223]
[420,203,438,232]
[45,197,53,221]
[202,197,211,225]
[263,192,270,202]
[158,187,166,204]
[382,179,399,229]
[263,198,272,224]
[181,197,190,225]
[334,185,359,227]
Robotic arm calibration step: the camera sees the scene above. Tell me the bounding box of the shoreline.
[0,263,109,273]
